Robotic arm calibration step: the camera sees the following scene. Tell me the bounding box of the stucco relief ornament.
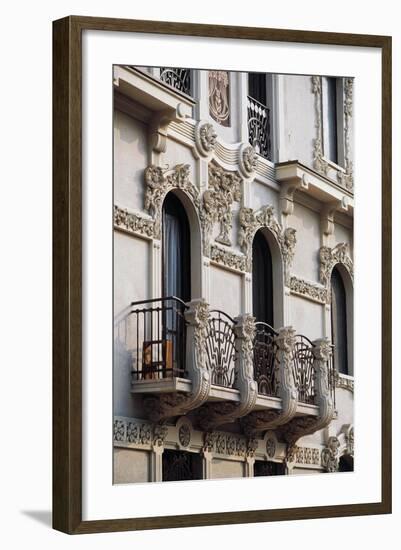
[210,244,247,272]
[311,76,329,177]
[113,419,125,442]
[203,431,217,453]
[289,276,328,304]
[144,163,200,238]
[321,436,340,472]
[200,163,242,253]
[238,205,296,280]
[319,242,354,287]
[178,424,191,447]
[114,205,155,238]
[337,78,354,192]
[239,144,258,178]
[153,424,168,447]
[194,121,217,157]
[266,437,276,459]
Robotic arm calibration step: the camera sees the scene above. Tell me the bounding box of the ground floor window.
[162,450,203,481]
[254,460,285,476]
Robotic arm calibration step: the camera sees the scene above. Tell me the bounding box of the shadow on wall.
[21,510,52,528]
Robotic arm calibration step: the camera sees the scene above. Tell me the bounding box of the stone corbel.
[279,176,309,217]
[197,314,258,430]
[241,326,298,435]
[320,198,349,237]
[280,338,336,455]
[143,299,211,422]
[149,105,188,153]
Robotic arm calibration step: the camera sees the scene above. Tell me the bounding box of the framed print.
[52,16,392,534]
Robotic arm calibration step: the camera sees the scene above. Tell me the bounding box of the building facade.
[113,66,354,483]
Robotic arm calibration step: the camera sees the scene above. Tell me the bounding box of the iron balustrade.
[129,296,188,381]
[160,67,192,96]
[247,95,271,161]
[206,310,237,388]
[292,335,316,404]
[253,322,279,397]
[328,346,337,409]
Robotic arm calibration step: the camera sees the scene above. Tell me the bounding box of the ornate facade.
[113,66,354,483]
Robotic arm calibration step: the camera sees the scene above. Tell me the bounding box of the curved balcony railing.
[292,335,316,404]
[160,67,192,96]
[247,95,271,160]
[253,322,279,397]
[206,310,237,388]
[129,296,188,380]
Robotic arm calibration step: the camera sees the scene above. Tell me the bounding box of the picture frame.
[53,15,392,534]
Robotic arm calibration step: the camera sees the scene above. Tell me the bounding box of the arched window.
[162,192,191,301]
[252,230,274,326]
[331,266,348,375]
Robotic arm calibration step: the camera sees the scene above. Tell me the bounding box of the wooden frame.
[53,15,392,534]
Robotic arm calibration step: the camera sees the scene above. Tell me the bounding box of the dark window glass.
[248,73,267,106]
[162,193,191,302]
[162,450,203,481]
[323,76,338,164]
[254,461,285,476]
[252,230,274,326]
[339,455,354,472]
[331,266,348,375]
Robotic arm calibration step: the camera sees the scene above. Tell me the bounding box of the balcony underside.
[131,377,319,417]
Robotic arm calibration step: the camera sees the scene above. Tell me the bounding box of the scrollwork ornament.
[194,121,217,157]
[319,242,354,288]
[178,424,191,448]
[239,144,258,178]
[321,436,340,472]
[266,437,276,459]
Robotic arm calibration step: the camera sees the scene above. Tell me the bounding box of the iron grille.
[292,335,316,404]
[128,296,188,381]
[247,95,271,160]
[206,310,237,388]
[253,322,279,397]
[160,67,191,95]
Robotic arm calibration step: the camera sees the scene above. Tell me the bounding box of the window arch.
[330,265,349,375]
[162,192,191,302]
[252,229,274,326]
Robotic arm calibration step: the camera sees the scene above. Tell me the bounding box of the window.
[321,76,342,165]
[252,230,274,326]
[247,73,272,160]
[162,192,191,302]
[330,266,348,375]
[162,450,203,481]
[254,461,285,476]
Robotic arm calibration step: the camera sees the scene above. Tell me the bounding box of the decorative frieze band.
[210,244,247,272]
[289,276,328,304]
[114,205,155,238]
[292,445,321,466]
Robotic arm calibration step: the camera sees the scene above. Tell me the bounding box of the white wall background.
[0,0,399,548]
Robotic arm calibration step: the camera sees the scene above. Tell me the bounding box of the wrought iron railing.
[247,95,271,160]
[160,67,192,95]
[292,335,316,404]
[253,322,279,397]
[206,310,237,388]
[129,296,188,381]
[328,346,336,409]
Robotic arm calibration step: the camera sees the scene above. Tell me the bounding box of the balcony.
[247,95,271,161]
[159,67,192,96]
[124,297,336,435]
